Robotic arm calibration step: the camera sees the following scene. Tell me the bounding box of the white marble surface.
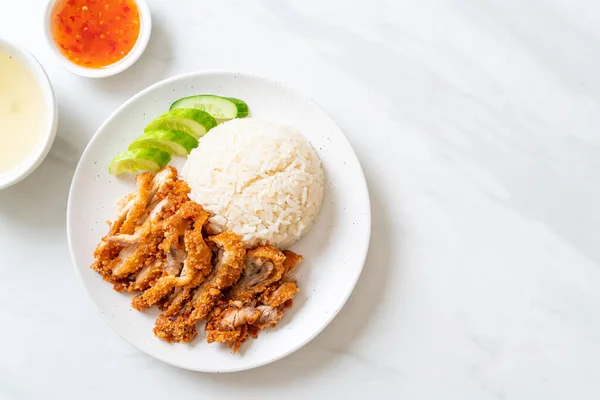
[1,0,600,398]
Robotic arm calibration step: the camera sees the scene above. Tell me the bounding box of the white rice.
[181,118,325,248]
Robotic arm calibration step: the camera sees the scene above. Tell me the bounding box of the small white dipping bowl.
[43,0,152,78]
[0,38,58,190]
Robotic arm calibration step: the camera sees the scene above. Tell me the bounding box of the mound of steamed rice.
[181,118,325,248]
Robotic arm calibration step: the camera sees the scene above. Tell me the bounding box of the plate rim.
[66,70,371,372]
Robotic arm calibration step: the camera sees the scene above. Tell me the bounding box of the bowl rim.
[43,0,152,78]
[0,38,58,190]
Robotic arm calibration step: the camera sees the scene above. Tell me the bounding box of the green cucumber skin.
[224,97,249,118]
[111,148,171,165]
[144,109,217,138]
[128,140,186,157]
[109,149,171,174]
[144,119,204,137]
[129,130,199,156]
[159,108,218,130]
[169,94,249,119]
[109,159,158,175]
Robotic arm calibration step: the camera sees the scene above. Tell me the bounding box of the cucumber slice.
[169,95,249,121]
[145,109,217,138]
[128,130,198,156]
[109,148,171,175]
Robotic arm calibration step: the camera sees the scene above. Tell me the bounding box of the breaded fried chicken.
[91,167,304,352]
[206,250,302,353]
[131,202,210,311]
[153,231,245,343]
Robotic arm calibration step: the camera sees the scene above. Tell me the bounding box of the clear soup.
[0,52,46,173]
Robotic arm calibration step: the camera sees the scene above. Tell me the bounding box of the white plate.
[67,72,370,372]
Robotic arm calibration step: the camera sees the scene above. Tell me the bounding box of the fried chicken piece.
[135,167,183,224]
[92,166,306,351]
[104,197,168,247]
[257,250,302,302]
[259,281,299,308]
[96,168,177,251]
[105,177,192,247]
[205,301,257,352]
[250,251,301,331]
[152,272,208,343]
[157,262,209,313]
[154,313,197,344]
[127,258,163,292]
[97,197,168,286]
[112,171,156,235]
[156,217,214,315]
[131,203,211,311]
[91,172,153,281]
[159,278,197,315]
[92,220,165,289]
[206,250,302,353]
[206,303,260,352]
[153,231,245,343]
[187,231,246,323]
[205,246,285,346]
[229,246,286,302]
[181,211,213,280]
[117,169,171,234]
[91,168,180,286]
[251,279,299,330]
[283,250,303,277]
[110,234,165,278]
[131,244,185,310]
